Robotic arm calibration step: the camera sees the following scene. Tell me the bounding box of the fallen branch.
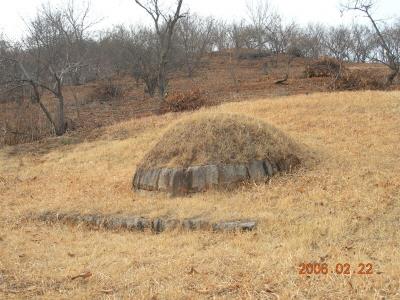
[71,271,92,281]
[274,74,288,85]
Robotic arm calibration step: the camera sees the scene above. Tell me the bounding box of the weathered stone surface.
[55,212,68,221]
[38,211,55,222]
[125,216,143,230]
[104,216,126,230]
[212,220,257,232]
[270,161,279,175]
[218,164,248,185]
[151,218,165,233]
[129,217,150,231]
[204,165,219,187]
[158,168,174,192]
[151,218,181,233]
[169,168,190,196]
[94,215,106,227]
[63,212,81,224]
[264,160,273,176]
[81,214,99,226]
[182,218,210,230]
[187,166,205,192]
[132,168,143,190]
[132,156,299,195]
[34,211,257,233]
[140,169,161,191]
[247,160,267,181]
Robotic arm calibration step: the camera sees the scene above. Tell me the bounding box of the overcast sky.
[0,0,399,39]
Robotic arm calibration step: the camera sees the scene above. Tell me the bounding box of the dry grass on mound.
[139,113,304,169]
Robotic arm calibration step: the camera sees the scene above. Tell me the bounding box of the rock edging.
[31,211,257,233]
[133,156,300,196]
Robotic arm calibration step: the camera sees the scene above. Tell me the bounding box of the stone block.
[212,220,257,232]
[81,214,99,226]
[169,168,190,196]
[151,218,180,233]
[132,168,143,190]
[158,168,174,192]
[204,165,219,187]
[104,216,126,230]
[247,160,267,181]
[271,161,278,175]
[187,166,207,192]
[264,160,274,176]
[125,216,150,231]
[182,218,210,230]
[218,164,248,185]
[140,169,161,191]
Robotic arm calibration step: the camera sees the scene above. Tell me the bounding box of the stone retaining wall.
[133,156,300,196]
[32,211,257,233]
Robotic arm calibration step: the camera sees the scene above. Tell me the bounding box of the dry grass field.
[1,90,400,299]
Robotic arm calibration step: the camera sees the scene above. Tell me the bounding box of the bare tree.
[134,0,186,102]
[228,21,250,51]
[267,19,299,56]
[342,0,400,85]
[301,24,327,58]
[131,28,160,97]
[349,23,375,62]
[0,1,94,136]
[210,21,230,51]
[176,14,214,77]
[246,0,279,52]
[323,25,352,60]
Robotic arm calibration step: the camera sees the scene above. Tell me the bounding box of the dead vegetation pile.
[331,69,386,91]
[305,57,342,78]
[305,57,386,90]
[139,113,303,169]
[165,87,207,112]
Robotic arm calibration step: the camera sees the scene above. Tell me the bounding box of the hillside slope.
[0,91,399,298]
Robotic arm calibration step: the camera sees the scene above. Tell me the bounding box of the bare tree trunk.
[37,99,57,131]
[386,68,399,86]
[228,51,240,93]
[56,95,65,136]
[134,0,185,113]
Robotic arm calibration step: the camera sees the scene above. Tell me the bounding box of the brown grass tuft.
[139,113,303,169]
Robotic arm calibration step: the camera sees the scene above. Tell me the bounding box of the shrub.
[0,100,53,145]
[331,69,385,91]
[165,88,207,112]
[305,57,343,78]
[87,79,125,102]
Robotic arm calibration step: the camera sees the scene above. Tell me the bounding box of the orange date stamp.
[298,263,373,275]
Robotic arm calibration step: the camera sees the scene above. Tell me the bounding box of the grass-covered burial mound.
[133,113,303,196]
